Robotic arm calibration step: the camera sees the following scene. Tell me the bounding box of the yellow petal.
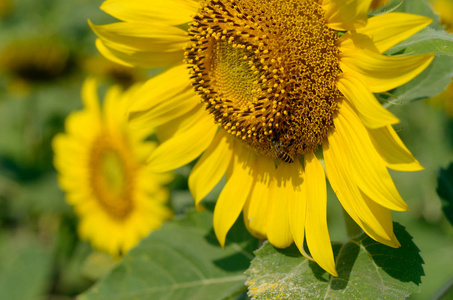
[90,18,186,69]
[189,130,234,210]
[323,133,400,247]
[155,104,207,142]
[90,21,187,52]
[340,13,432,53]
[94,38,183,69]
[287,161,306,256]
[131,89,199,130]
[243,156,275,239]
[334,101,408,211]
[303,151,337,277]
[265,162,298,249]
[370,0,390,9]
[322,0,372,31]
[65,111,100,142]
[129,65,192,113]
[103,84,125,131]
[359,192,400,248]
[340,48,434,93]
[368,125,423,171]
[128,65,198,130]
[101,0,198,25]
[214,143,255,247]
[147,107,217,172]
[81,77,101,116]
[337,73,399,128]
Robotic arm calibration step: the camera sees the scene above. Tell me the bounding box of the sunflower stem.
[342,208,362,238]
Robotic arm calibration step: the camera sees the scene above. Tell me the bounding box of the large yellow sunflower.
[53,79,173,256]
[91,0,434,275]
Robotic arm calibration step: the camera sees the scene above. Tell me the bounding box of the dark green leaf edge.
[437,162,453,226]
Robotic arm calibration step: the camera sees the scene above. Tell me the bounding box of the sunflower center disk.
[185,0,342,162]
[90,135,135,220]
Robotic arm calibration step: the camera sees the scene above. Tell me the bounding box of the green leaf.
[387,29,453,56]
[80,210,259,300]
[0,233,53,300]
[246,223,423,299]
[437,162,453,226]
[432,278,453,300]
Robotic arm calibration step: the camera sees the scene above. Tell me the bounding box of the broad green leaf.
[80,210,258,300]
[432,278,453,300]
[387,29,453,56]
[246,223,423,299]
[0,233,53,300]
[437,162,453,226]
[385,56,453,105]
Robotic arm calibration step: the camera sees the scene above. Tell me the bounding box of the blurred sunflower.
[370,0,390,10]
[431,0,453,31]
[83,55,147,88]
[91,0,433,275]
[428,0,453,115]
[0,38,71,82]
[0,0,13,19]
[53,79,173,256]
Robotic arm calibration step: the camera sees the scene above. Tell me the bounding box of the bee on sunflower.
[90,0,433,275]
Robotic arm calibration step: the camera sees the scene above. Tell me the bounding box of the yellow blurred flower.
[431,0,453,31]
[83,55,146,88]
[370,0,390,10]
[53,79,173,256]
[0,38,70,82]
[0,0,13,19]
[91,0,433,275]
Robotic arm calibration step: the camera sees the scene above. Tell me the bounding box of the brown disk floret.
[185,0,342,162]
[90,135,135,220]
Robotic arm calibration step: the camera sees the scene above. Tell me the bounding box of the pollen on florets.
[185,0,342,162]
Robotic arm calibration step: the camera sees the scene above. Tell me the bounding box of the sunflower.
[91,0,434,275]
[431,0,453,31]
[53,79,173,256]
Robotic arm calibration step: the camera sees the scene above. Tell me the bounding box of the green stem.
[342,208,362,238]
[432,277,453,300]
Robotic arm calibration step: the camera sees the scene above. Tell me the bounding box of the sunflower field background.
[0,0,453,299]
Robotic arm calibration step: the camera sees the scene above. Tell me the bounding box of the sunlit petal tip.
[341,50,435,94]
[368,125,424,172]
[213,145,255,248]
[365,14,432,46]
[337,73,400,128]
[303,152,337,276]
[329,267,339,277]
[195,202,206,212]
[378,232,401,248]
[390,236,401,248]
